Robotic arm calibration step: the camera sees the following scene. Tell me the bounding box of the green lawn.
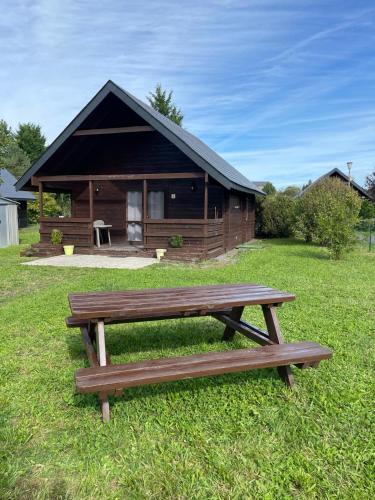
[1,227,374,499]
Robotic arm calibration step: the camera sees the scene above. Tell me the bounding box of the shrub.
[261,193,297,237]
[28,193,63,224]
[169,234,183,248]
[359,198,375,219]
[50,229,63,245]
[297,177,361,259]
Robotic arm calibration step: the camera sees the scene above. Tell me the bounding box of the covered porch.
[35,172,226,260]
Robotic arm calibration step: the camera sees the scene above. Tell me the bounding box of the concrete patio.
[23,254,159,269]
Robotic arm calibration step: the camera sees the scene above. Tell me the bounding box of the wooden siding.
[39,133,202,178]
[40,217,92,247]
[144,219,224,260]
[224,192,255,251]
[71,179,206,236]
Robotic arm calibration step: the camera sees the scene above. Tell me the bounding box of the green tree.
[0,119,32,179]
[0,119,13,149]
[147,84,184,125]
[262,182,276,195]
[282,185,301,197]
[15,122,46,163]
[365,170,375,199]
[262,193,297,237]
[27,193,63,224]
[297,177,361,259]
[0,142,30,178]
[359,198,375,219]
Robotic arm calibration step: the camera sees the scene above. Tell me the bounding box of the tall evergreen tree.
[15,122,46,163]
[147,84,184,125]
[0,119,30,178]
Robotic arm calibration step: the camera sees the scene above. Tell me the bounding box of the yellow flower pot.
[155,248,166,261]
[63,245,74,256]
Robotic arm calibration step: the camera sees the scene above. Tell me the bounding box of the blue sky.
[1,0,374,188]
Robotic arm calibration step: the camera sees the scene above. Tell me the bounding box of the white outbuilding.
[0,196,19,248]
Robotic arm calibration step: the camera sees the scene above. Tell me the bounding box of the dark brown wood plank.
[262,304,294,387]
[75,342,332,393]
[222,307,244,341]
[81,327,99,367]
[69,284,295,321]
[73,126,154,136]
[36,173,205,182]
[215,314,274,346]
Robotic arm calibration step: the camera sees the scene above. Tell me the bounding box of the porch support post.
[204,173,208,220]
[89,180,94,220]
[143,179,148,246]
[38,181,43,219]
[89,180,94,245]
[203,173,209,258]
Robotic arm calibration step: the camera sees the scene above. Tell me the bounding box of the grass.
[0,227,374,499]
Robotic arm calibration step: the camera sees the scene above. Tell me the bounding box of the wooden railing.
[39,217,225,258]
[144,218,224,258]
[40,217,93,247]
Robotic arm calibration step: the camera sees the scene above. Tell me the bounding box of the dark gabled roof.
[300,167,372,200]
[16,80,264,196]
[0,169,35,201]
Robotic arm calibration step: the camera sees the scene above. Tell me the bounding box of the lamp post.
[347,161,353,186]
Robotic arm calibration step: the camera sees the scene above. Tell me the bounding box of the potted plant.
[169,234,183,248]
[50,228,63,245]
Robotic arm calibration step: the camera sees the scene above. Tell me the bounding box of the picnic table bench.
[67,284,332,422]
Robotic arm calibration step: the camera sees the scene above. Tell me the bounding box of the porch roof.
[16,80,264,196]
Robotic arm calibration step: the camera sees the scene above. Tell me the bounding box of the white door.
[127,191,143,241]
[148,191,164,219]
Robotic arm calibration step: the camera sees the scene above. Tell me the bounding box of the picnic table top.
[68,283,295,321]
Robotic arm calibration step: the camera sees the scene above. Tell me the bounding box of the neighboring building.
[0,168,35,227]
[0,196,19,248]
[301,168,372,200]
[253,181,270,191]
[16,80,264,260]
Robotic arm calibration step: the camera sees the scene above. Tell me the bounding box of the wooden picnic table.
[67,284,332,422]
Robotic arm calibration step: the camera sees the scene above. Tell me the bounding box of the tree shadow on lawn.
[267,238,329,260]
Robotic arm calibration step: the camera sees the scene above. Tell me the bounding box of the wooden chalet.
[16,81,264,260]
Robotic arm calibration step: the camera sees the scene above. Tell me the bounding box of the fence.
[356,219,375,252]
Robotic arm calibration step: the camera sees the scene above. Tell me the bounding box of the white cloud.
[0,0,374,188]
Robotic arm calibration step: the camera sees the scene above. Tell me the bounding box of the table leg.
[108,229,111,246]
[262,305,294,388]
[96,321,110,422]
[222,306,244,341]
[96,228,100,248]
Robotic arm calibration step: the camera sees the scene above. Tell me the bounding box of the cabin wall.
[224,192,255,251]
[71,179,205,235]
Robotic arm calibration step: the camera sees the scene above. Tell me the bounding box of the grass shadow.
[66,317,227,362]
[66,319,282,414]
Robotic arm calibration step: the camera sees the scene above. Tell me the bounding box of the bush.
[359,199,375,219]
[297,177,361,259]
[50,229,63,245]
[169,234,183,248]
[27,193,64,224]
[261,193,297,237]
